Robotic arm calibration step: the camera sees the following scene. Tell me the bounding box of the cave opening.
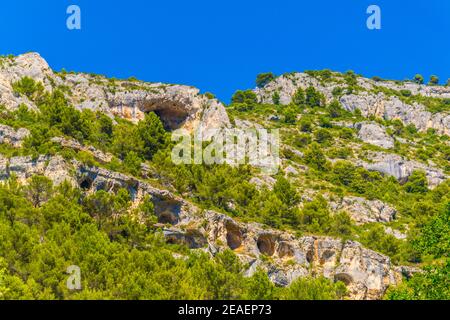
[225,222,243,250]
[334,273,353,286]
[142,102,191,131]
[257,234,276,256]
[153,199,182,225]
[277,242,294,258]
[79,177,93,190]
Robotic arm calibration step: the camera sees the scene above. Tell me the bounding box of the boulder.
[356,122,394,149]
[0,124,30,147]
[329,196,397,225]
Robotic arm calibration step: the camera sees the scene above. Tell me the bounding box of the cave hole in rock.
[225,221,243,250]
[321,250,336,263]
[164,230,207,249]
[277,242,294,259]
[185,229,208,249]
[334,273,353,286]
[153,198,182,225]
[142,102,190,131]
[257,234,276,256]
[79,176,93,190]
[94,179,110,192]
[306,248,314,263]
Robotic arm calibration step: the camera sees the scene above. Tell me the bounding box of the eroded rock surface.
[0,154,407,299]
[356,122,394,149]
[329,196,397,225]
[0,124,30,147]
[0,53,230,134]
[357,151,447,188]
[255,72,450,135]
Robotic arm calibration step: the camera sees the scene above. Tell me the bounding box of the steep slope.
[0,54,448,300]
[0,53,230,132]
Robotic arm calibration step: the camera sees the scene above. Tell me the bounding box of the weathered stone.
[356,122,394,149]
[0,124,30,147]
[254,72,449,135]
[357,151,447,188]
[51,136,113,163]
[0,53,231,135]
[329,196,397,225]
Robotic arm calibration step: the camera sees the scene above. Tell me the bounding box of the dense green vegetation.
[0,176,347,300]
[226,92,449,293]
[0,76,449,300]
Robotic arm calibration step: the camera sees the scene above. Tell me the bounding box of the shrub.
[255,73,275,88]
[404,171,428,194]
[12,77,44,101]
[305,86,324,107]
[299,117,313,133]
[272,92,280,105]
[429,75,439,86]
[413,74,424,84]
[315,128,333,144]
[304,143,327,171]
[292,88,305,106]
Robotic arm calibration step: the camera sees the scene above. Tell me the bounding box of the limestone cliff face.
[0,53,230,132]
[255,72,450,135]
[0,154,409,300]
[2,53,438,300]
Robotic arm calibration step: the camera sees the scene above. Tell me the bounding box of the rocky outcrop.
[329,196,397,225]
[51,136,113,163]
[357,151,447,188]
[0,154,406,299]
[254,72,449,135]
[384,227,407,240]
[355,122,394,149]
[0,124,30,147]
[0,53,53,111]
[340,94,449,136]
[204,213,402,299]
[0,154,75,186]
[0,53,230,134]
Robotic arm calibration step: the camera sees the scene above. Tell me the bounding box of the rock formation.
[329,196,397,225]
[357,151,447,188]
[0,124,30,147]
[254,72,450,135]
[0,53,230,133]
[355,122,394,149]
[0,154,406,299]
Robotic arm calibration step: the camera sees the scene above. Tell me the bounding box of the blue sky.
[0,0,449,102]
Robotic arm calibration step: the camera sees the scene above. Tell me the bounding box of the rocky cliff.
[0,153,406,300]
[1,53,446,300]
[255,72,450,135]
[0,53,230,132]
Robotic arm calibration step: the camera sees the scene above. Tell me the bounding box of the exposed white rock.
[357,151,447,188]
[0,53,231,134]
[0,124,30,147]
[51,136,113,163]
[254,72,450,135]
[384,227,407,240]
[284,165,299,176]
[356,122,394,149]
[340,94,450,136]
[0,154,408,299]
[0,155,75,186]
[249,175,276,190]
[329,196,397,225]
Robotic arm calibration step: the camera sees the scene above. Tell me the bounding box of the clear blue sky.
[1,0,449,102]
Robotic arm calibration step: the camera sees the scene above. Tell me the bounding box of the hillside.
[0,53,448,300]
